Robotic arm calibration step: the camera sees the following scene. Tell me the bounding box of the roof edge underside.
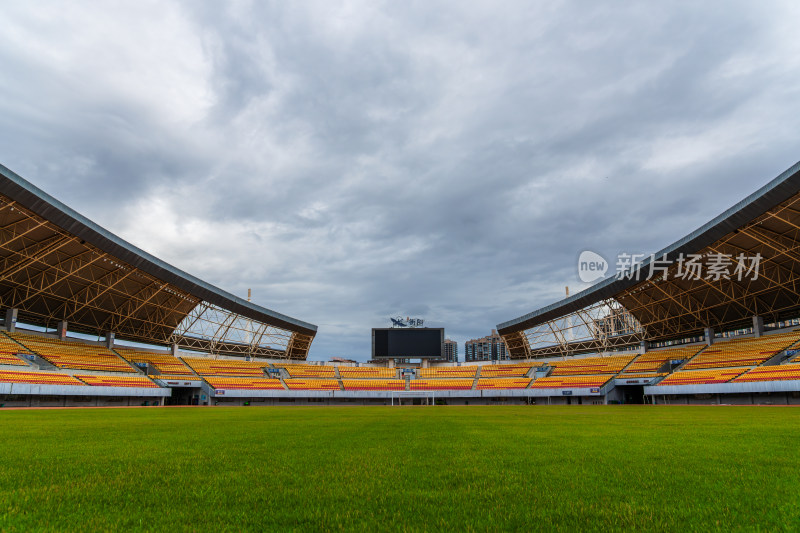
[0,163,317,336]
[497,160,800,335]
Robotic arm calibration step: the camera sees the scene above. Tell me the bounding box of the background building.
[465,330,508,362]
[443,339,458,362]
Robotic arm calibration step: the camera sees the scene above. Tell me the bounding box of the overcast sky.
[1,1,799,360]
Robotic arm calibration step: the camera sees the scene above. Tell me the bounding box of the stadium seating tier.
[115,348,195,376]
[529,375,611,389]
[181,357,269,376]
[76,374,159,388]
[0,369,85,386]
[624,345,705,373]
[682,331,800,370]
[341,379,406,391]
[411,379,474,390]
[206,377,285,390]
[417,367,477,378]
[7,332,133,372]
[477,378,531,390]
[548,355,635,376]
[479,364,533,378]
[338,367,397,379]
[657,368,748,386]
[276,365,337,378]
[733,364,800,383]
[284,378,340,390]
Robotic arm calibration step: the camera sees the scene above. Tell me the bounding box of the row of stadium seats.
[683,331,800,370]
[0,334,30,366]
[734,364,800,382]
[200,378,534,391]
[76,374,158,388]
[616,373,667,379]
[338,367,396,379]
[476,378,530,389]
[285,378,340,390]
[547,355,635,376]
[657,364,800,386]
[3,364,800,392]
[205,377,284,390]
[479,364,533,377]
[657,368,748,386]
[411,379,473,390]
[155,375,201,382]
[417,367,477,378]
[0,369,85,386]
[181,356,268,376]
[341,379,406,391]
[275,364,337,378]
[7,332,133,372]
[530,375,612,389]
[622,345,704,374]
[0,369,158,388]
[5,327,800,392]
[115,347,195,376]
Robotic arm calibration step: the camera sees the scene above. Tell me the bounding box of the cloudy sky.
[1,1,799,360]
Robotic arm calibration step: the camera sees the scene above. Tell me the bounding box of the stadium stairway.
[274,367,291,380]
[472,366,482,390]
[332,367,346,391]
[762,338,800,366]
[668,345,708,372]
[115,349,195,377]
[616,356,639,375]
[108,348,146,374]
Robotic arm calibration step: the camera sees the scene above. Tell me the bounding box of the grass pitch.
[1,405,799,531]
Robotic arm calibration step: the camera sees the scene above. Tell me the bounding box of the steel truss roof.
[498,161,800,359]
[0,164,317,359]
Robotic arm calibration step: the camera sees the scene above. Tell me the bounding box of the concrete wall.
[646,380,800,397]
[0,383,170,397]
[0,395,163,407]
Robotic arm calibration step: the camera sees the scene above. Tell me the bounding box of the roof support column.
[752,316,764,338]
[704,327,714,346]
[57,320,68,341]
[171,343,179,357]
[105,331,115,349]
[640,340,649,353]
[4,308,18,332]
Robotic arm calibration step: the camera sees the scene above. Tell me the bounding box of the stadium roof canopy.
[497,161,800,359]
[0,164,316,359]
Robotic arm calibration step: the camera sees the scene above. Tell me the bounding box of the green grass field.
[1,406,799,531]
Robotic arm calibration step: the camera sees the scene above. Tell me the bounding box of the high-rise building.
[464,329,509,362]
[443,339,458,363]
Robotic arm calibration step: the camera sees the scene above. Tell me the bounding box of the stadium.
[3,162,800,530]
[6,3,800,529]
[2,162,800,408]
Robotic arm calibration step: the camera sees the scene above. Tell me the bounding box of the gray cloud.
[1,1,799,359]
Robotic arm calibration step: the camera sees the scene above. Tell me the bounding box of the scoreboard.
[371,328,444,359]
